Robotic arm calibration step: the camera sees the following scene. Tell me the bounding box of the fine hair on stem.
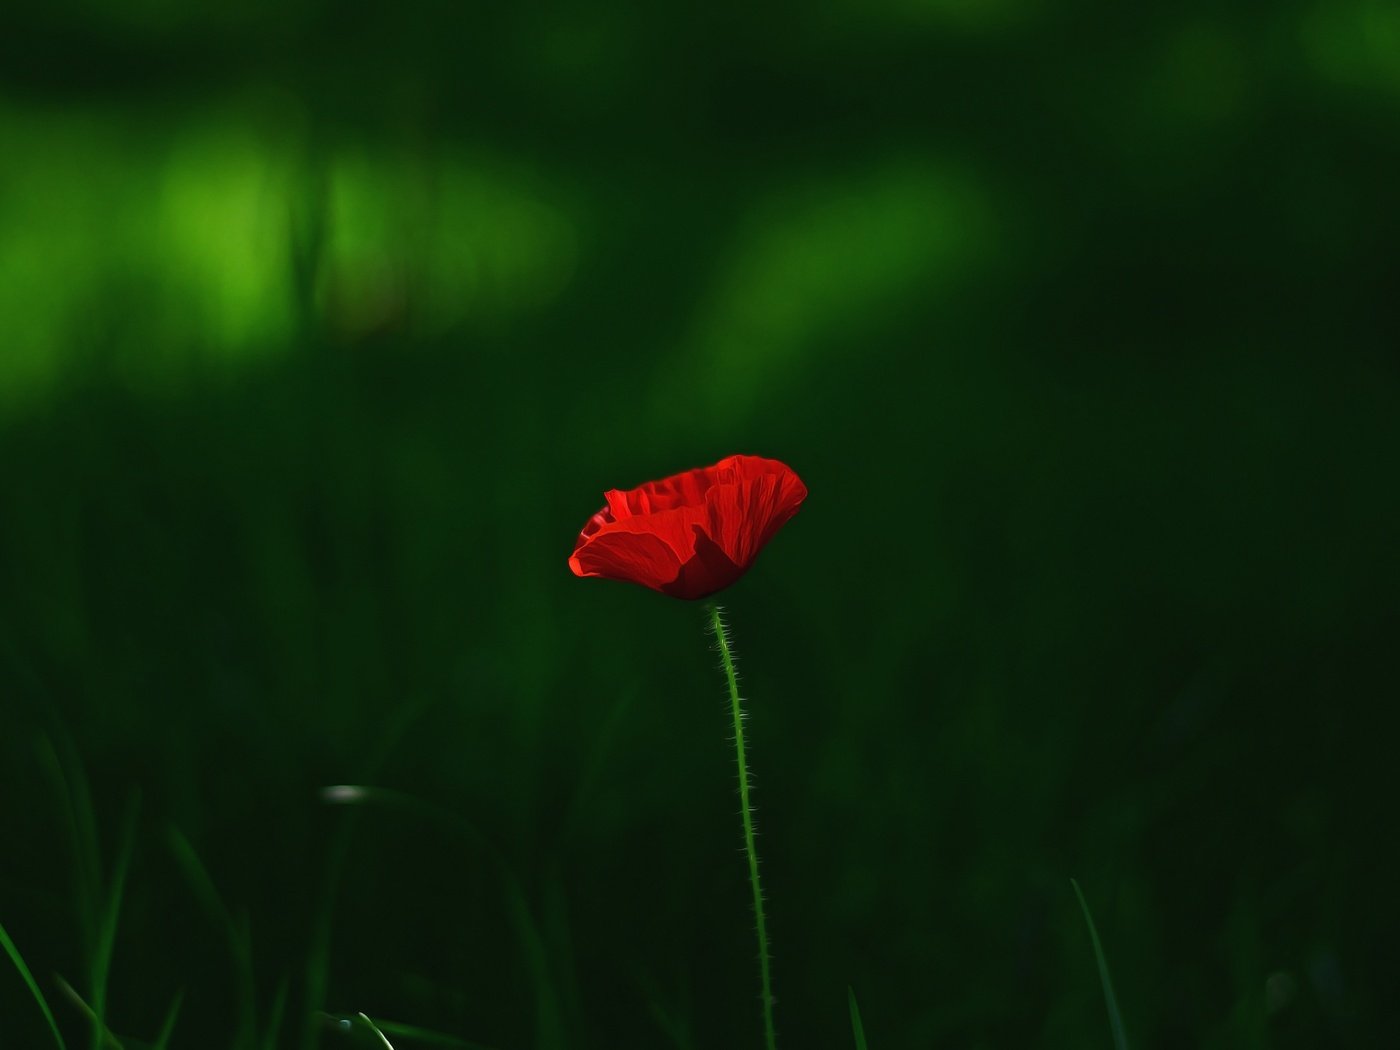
[707,602,777,1050]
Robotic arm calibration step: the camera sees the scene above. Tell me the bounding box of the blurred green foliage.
[2,2,1398,1048]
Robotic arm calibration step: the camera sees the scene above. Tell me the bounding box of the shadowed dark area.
[2,2,1398,1048]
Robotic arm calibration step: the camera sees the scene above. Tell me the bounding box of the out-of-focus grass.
[1072,879,1128,1050]
[0,919,67,1049]
[2,1,1398,1047]
[166,825,260,1046]
[0,108,576,412]
[848,986,870,1050]
[152,990,185,1050]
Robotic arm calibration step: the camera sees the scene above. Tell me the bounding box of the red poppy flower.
[568,454,807,600]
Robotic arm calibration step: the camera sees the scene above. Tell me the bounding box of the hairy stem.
[707,603,777,1050]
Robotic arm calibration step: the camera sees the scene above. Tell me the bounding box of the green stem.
[707,603,777,1050]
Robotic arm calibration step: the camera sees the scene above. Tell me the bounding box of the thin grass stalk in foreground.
[320,784,559,1049]
[0,919,68,1050]
[262,973,289,1050]
[356,1013,396,1049]
[54,975,123,1049]
[150,989,185,1050]
[1071,878,1129,1050]
[363,1016,499,1050]
[707,603,777,1050]
[35,734,102,962]
[166,826,258,1047]
[90,793,140,1050]
[847,986,869,1050]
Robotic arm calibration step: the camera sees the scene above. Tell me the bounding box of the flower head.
[568,454,807,600]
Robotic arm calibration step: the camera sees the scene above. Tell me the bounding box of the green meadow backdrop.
[3,2,1398,1047]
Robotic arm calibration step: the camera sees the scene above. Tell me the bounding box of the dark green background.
[3,2,1398,1047]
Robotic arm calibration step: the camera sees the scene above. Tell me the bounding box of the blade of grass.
[305,814,356,1050]
[321,786,558,1048]
[1070,878,1129,1050]
[167,826,258,1046]
[232,910,259,1048]
[637,966,694,1050]
[370,1018,499,1049]
[304,696,430,1050]
[540,871,582,1046]
[847,986,869,1050]
[644,997,694,1050]
[35,734,101,957]
[0,919,68,1050]
[357,1013,396,1049]
[166,826,231,930]
[262,972,290,1050]
[91,793,140,1050]
[54,974,124,1049]
[507,888,565,1050]
[150,989,185,1050]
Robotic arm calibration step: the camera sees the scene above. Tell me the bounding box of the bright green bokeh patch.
[317,150,577,340]
[678,159,996,420]
[0,109,576,412]
[1301,0,1400,96]
[0,108,299,406]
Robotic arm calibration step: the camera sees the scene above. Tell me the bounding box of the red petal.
[568,454,806,599]
[700,459,808,569]
[607,466,717,517]
[662,527,744,599]
[568,525,684,592]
